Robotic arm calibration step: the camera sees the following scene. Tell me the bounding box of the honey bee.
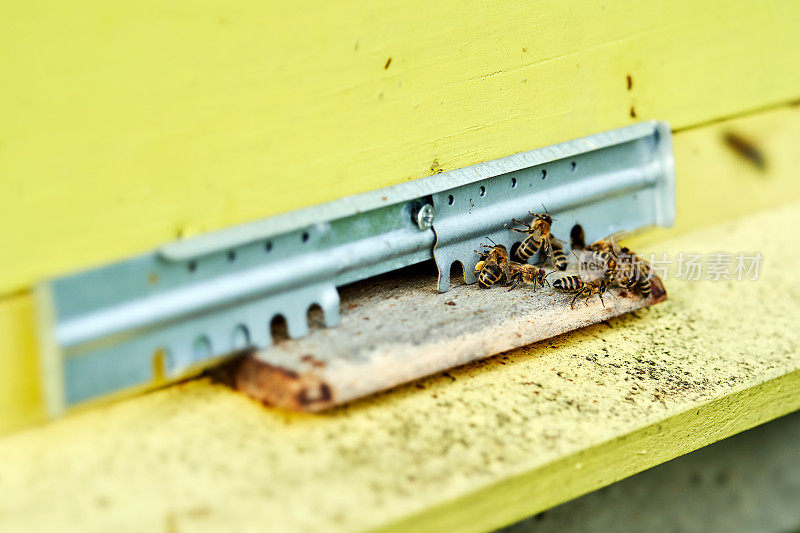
[617,247,652,298]
[509,211,551,262]
[586,233,623,279]
[506,262,553,291]
[552,275,614,309]
[474,239,510,289]
[509,210,568,270]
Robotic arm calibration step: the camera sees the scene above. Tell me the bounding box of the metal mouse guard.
[36,121,675,415]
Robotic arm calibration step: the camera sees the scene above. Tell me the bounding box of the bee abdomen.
[617,271,637,289]
[478,264,503,288]
[551,248,568,270]
[637,278,651,297]
[516,236,543,262]
[514,240,534,262]
[553,275,582,291]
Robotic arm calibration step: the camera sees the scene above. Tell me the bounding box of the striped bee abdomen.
[553,275,583,292]
[551,247,568,270]
[478,264,504,288]
[637,277,651,297]
[514,236,542,262]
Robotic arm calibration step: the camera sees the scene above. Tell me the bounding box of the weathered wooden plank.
[223,267,665,411]
[2,1,800,294]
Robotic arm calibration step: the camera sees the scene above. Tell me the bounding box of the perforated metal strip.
[36,121,674,415]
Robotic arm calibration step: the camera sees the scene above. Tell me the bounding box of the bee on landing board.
[474,239,510,289]
[552,275,614,309]
[586,232,624,280]
[617,246,652,298]
[506,262,553,291]
[508,210,568,270]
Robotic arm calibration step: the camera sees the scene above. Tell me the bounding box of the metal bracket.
[36,121,674,415]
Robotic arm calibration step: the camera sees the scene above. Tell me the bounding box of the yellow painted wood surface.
[4,104,800,434]
[0,296,44,432]
[0,202,798,532]
[2,1,800,295]
[636,104,800,245]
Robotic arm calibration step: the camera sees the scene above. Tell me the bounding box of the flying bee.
[509,210,568,270]
[506,262,553,291]
[552,275,615,309]
[474,239,510,289]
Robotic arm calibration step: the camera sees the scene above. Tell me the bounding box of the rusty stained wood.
[219,265,666,411]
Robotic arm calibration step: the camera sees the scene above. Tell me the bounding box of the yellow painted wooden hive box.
[1,2,800,531]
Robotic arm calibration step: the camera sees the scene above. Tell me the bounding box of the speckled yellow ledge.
[0,202,797,532]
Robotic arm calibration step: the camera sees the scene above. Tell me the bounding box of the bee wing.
[604,231,631,255]
[507,261,524,274]
[501,259,511,280]
[548,236,568,250]
[538,234,555,261]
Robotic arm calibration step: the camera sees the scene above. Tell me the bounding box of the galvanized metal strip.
[36,121,674,415]
[38,202,434,414]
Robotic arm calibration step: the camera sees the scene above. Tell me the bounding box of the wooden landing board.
[3,2,800,294]
[222,267,665,411]
[0,202,797,532]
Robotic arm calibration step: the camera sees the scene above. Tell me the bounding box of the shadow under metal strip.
[35,121,675,416]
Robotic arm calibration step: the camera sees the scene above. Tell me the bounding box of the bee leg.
[599,293,607,308]
[583,289,594,306]
[570,292,581,310]
[507,277,519,291]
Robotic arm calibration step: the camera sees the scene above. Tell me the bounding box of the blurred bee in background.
[552,275,614,309]
[474,239,510,289]
[506,262,553,291]
[508,209,568,270]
